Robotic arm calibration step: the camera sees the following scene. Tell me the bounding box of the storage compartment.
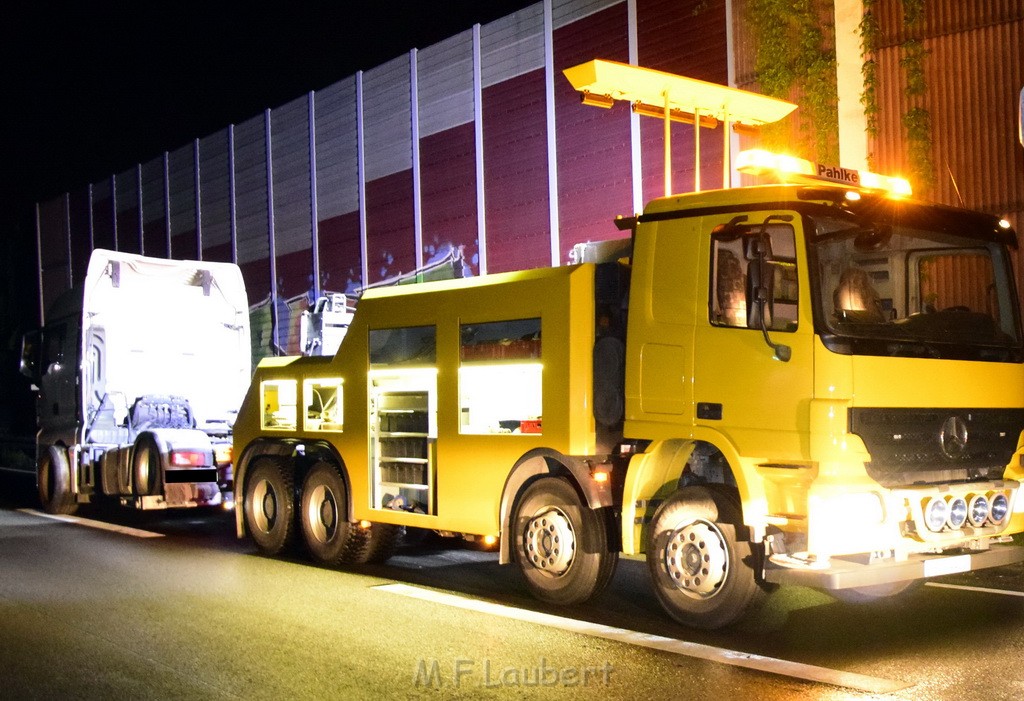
[370,382,436,514]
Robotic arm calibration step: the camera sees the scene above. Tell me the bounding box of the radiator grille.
[848,408,1024,486]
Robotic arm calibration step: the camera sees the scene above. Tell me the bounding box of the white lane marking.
[17,509,164,538]
[925,582,1024,597]
[375,582,909,694]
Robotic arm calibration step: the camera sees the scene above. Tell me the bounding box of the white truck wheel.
[646,485,765,629]
[512,476,618,606]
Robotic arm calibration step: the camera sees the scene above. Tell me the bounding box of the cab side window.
[710,220,798,332]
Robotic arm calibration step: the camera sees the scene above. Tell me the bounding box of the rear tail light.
[170,450,209,467]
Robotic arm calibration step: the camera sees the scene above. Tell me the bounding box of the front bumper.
[764,542,1024,589]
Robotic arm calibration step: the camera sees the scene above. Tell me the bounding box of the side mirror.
[745,217,793,363]
[711,215,750,242]
[20,329,41,385]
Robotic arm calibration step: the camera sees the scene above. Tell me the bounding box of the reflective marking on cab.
[923,554,971,578]
[18,509,165,538]
[376,582,910,694]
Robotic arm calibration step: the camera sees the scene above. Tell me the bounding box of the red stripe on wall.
[318,210,362,294]
[171,231,198,261]
[554,2,633,261]
[365,170,416,283]
[275,247,315,299]
[637,0,728,201]
[142,218,168,260]
[420,122,479,276]
[483,69,551,274]
[241,258,272,304]
[117,208,141,254]
[203,242,233,264]
[92,199,115,251]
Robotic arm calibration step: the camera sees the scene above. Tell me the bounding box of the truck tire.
[363,523,404,564]
[512,476,618,606]
[132,434,162,497]
[299,460,357,565]
[243,456,296,556]
[337,522,404,565]
[646,485,765,629]
[37,445,77,515]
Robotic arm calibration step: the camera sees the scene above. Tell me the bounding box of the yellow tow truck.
[233,62,1024,628]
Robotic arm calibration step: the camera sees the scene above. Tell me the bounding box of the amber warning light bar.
[736,149,912,197]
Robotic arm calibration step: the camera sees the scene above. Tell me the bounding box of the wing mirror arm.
[756,285,791,362]
[748,215,792,362]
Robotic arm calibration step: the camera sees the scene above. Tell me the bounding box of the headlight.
[989,493,1009,525]
[815,492,886,526]
[946,497,967,529]
[967,494,989,527]
[924,496,949,532]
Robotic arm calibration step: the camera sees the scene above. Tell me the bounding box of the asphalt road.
[2,469,1024,700]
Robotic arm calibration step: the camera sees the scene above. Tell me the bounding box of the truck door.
[692,211,813,460]
[38,316,81,439]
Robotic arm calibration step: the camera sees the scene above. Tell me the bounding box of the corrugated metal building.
[34,0,1024,362]
[870,0,1023,224]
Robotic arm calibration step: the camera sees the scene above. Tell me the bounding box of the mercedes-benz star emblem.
[940,415,968,459]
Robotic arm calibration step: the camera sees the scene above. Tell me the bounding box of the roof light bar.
[736,149,912,196]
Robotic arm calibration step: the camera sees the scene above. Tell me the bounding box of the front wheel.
[512,476,618,606]
[646,486,765,629]
[38,445,77,515]
[243,457,296,556]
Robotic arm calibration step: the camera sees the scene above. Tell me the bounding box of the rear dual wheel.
[246,457,403,565]
[243,457,296,556]
[299,460,402,565]
[300,461,358,565]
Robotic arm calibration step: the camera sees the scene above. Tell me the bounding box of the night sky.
[0,1,532,433]
[1,2,535,247]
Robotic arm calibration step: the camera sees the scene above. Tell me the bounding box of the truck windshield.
[807,196,1022,361]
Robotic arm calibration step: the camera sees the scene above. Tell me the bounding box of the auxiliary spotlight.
[946,497,968,529]
[967,494,989,528]
[989,493,1009,525]
[924,496,949,532]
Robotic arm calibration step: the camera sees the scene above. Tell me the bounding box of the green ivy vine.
[748,0,839,163]
[899,12,934,188]
[860,0,934,188]
[858,0,880,144]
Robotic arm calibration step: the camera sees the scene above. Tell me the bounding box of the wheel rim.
[662,518,729,599]
[523,506,576,577]
[252,479,277,533]
[306,484,337,544]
